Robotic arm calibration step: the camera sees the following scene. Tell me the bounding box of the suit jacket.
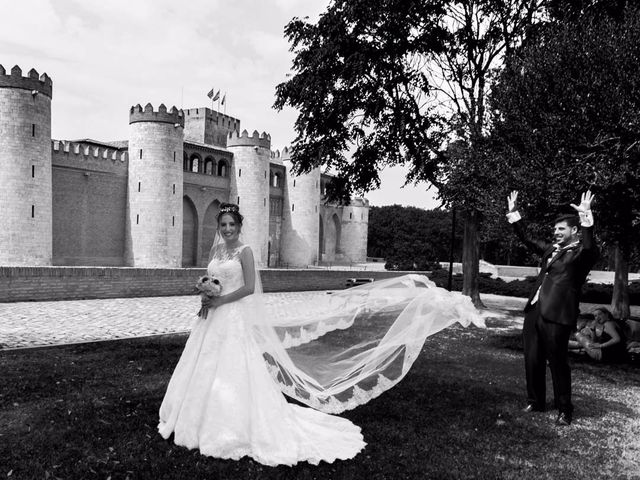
[513,221,599,327]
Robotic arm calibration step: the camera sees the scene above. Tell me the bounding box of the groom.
[506,190,599,426]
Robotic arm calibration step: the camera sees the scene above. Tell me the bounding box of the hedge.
[427,269,640,306]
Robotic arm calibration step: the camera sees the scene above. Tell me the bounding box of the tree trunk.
[607,244,616,271]
[611,241,630,320]
[461,208,484,307]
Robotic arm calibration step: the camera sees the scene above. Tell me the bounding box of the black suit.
[513,220,599,413]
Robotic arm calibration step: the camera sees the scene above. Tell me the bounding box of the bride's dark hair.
[217,203,244,226]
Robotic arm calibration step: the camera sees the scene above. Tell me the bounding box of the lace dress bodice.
[207,245,247,295]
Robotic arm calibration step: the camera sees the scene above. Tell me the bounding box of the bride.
[158,203,485,466]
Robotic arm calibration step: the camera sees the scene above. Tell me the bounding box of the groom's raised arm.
[570,190,599,264]
[505,190,548,256]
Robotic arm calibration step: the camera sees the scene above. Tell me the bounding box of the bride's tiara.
[219,203,240,214]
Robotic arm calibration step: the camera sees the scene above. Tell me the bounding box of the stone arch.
[217,159,228,177]
[182,196,198,267]
[319,214,325,257]
[204,156,215,175]
[333,214,342,253]
[324,213,341,259]
[189,153,202,173]
[200,199,221,265]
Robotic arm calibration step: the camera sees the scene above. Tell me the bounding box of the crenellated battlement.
[227,129,271,149]
[129,103,184,127]
[271,146,292,161]
[52,140,128,163]
[0,64,53,98]
[348,197,370,208]
[184,107,240,126]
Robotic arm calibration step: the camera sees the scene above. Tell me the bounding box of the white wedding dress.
[158,245,366,466]
[159,244,485,466]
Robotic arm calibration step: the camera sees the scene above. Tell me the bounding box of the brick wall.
[51,165,127,266]
[0,267,415,302]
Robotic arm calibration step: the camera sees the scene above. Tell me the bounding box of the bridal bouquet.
[195,275,222,319]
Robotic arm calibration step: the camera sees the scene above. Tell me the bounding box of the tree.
[367,205,463,269]
[275,0,545,306]
[490,6,640,318]
[274,0,450,203]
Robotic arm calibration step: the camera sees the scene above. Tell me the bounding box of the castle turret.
[340,197,370,263]
[126,103,184,267]
[0,65,53,265]
[280,148,321,267]
[227,130,271,266]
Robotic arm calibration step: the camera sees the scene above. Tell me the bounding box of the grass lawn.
[1,315,639,480]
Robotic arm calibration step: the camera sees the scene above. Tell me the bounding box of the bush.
[425,271,640,306]
[385,259,442,271]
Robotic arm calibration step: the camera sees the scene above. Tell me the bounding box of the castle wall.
[268,162,286,267]
[0,62,370,270]
[227,130,271,266]
[0,66,53,265]
[182,141,232,266]
[51,142,128,265]
[319,205,342,261]
[280,158,321,267]
[0,266,411,302]
[126,104,184,267]
[183,172,230,266]
[339,198,370,263]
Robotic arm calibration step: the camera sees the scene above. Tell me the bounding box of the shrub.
[425,272,640,305]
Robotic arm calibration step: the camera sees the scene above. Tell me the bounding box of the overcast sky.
[0,0,440,209]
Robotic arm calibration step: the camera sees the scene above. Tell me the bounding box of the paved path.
[2,290,625,351]
[0,291,333,350]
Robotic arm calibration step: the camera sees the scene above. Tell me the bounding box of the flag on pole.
[221,93,226,105]
[207,88,215,99]
[212,90,220,101]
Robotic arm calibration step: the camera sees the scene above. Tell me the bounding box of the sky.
[0,0,440,210]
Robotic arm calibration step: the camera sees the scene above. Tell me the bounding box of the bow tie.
[550,241,579,261]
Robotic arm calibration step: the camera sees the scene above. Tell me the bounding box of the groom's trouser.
[523,303,573,413]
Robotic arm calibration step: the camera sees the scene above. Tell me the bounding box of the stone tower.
[182,107,240,147]
[0,65,53,265]
[126,103,184,267]
[281,148,321,267]
[227,130,271,266]
[340,197,370,263]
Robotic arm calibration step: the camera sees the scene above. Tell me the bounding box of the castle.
[0,65,369,268]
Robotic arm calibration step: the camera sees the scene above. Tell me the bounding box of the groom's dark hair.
[554,214,580,229]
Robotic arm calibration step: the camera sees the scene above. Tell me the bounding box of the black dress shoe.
[555,411,572,426]
[522,403,545,413]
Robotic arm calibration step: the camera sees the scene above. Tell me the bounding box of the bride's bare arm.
[206,247,256,308]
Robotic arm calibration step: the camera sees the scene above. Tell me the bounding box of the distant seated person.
[574,307,626,362]
[623,317,640,360]
[568,313,595,353]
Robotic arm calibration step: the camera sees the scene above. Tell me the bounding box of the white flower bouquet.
[195,275,222,319]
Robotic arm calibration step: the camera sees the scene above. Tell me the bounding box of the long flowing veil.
[247,269,486,414]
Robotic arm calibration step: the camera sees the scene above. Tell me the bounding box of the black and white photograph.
[1,0,639,478]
